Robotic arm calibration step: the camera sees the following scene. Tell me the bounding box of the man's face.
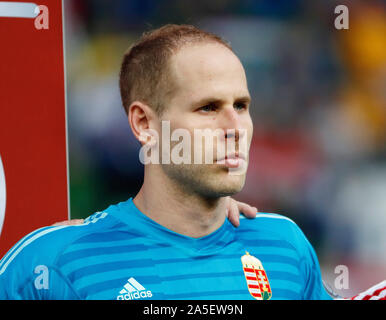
[156,42,253,198]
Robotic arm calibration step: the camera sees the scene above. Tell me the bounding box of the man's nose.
[220,106,245,141]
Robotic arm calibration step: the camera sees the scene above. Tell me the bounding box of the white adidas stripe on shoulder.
[240,213,296,225]
[0,225,68,275]
[256,213,296,224]
[0,212,109,275]
[0,226,46,272]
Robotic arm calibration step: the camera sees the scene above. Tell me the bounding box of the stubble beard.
[160,161,247,199]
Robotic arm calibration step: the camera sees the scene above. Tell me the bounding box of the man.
[0,24,383,300]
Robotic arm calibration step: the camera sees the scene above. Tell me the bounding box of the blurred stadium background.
[63,0,386,297]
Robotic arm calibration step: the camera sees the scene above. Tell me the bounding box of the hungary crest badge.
[241,251,272,300]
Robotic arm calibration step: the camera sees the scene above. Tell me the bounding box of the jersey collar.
[111,197,236,254]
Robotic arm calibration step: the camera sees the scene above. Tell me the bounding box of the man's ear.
[128,101,157,145]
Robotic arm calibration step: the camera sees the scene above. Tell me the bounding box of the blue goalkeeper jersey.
[0,198,332,300]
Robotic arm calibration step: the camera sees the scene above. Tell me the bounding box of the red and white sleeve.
[349,280,386,300]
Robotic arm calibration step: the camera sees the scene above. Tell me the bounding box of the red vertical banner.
[0,0,69,257]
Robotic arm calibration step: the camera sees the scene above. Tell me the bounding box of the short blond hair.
[119,24,232,116]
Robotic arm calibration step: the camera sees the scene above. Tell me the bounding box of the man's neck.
[133,167,228,238]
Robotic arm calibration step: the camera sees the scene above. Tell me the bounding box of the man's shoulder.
[0,210,120,276]
[240,212,299,231]
[238,212,309,252]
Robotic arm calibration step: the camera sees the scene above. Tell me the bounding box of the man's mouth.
[215,152,247,168]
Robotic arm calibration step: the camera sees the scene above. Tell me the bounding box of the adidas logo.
[116,277,153,300]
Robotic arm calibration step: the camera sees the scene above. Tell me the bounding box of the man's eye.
[199,104,217,112]
[234,102,247,111]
